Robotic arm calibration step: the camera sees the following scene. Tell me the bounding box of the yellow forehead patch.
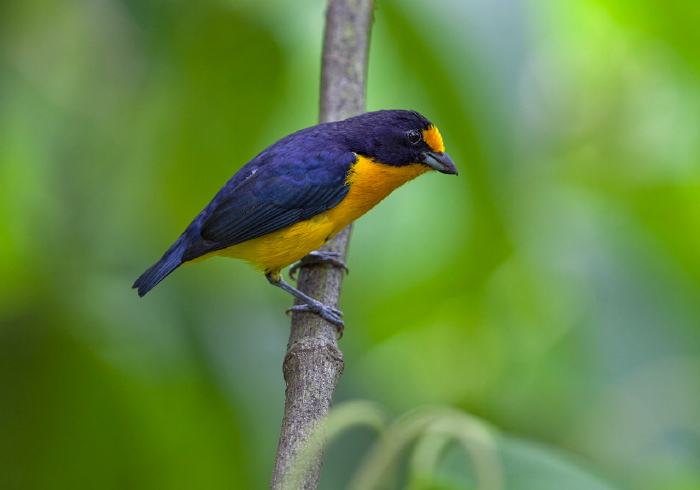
[422,125,445,153]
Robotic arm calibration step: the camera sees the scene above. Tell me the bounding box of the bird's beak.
[421,151,458,175]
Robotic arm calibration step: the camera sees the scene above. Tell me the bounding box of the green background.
[2,0,699,488]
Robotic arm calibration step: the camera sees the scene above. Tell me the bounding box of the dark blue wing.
[181,149,356,261]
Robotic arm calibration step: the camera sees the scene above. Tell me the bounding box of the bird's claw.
[286,302,345,335]
[289,251,349,281]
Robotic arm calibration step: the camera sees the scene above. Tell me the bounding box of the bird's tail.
[133,244,186,297]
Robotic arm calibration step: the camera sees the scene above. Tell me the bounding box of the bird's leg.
[266,273,345,332]
[289,251,349,281]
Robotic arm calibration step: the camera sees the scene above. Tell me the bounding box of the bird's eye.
[407,129,422,144]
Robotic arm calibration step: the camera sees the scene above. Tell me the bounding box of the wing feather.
[181,150,356,261]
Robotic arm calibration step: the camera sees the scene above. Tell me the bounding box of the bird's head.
[342,110,458,175]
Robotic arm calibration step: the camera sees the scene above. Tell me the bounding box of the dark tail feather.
[133,248,184,297]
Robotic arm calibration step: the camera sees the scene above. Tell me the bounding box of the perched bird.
[133,109,457,328]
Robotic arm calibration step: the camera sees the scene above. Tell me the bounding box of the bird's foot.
[289,251,349,281]
[286,301,345,336]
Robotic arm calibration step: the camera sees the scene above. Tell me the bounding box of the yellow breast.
[205,156,431,273]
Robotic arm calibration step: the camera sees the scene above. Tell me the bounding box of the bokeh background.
[2,0,699,488]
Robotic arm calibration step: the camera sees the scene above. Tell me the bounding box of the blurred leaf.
[498,435,621,490]
[324,404,620,490]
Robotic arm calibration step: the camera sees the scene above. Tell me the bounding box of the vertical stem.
[270,1,373,489]
[320,0,374,123]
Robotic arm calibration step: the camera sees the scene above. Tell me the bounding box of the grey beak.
[421,152,458,175]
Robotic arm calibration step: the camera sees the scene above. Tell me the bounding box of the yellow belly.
[196,157,431,274]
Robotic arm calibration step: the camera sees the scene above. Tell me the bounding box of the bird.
[133,109,457,329]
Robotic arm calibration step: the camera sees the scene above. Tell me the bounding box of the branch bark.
[270,1,373,489]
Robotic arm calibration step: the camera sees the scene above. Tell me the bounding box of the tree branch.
[270,0,373,488]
